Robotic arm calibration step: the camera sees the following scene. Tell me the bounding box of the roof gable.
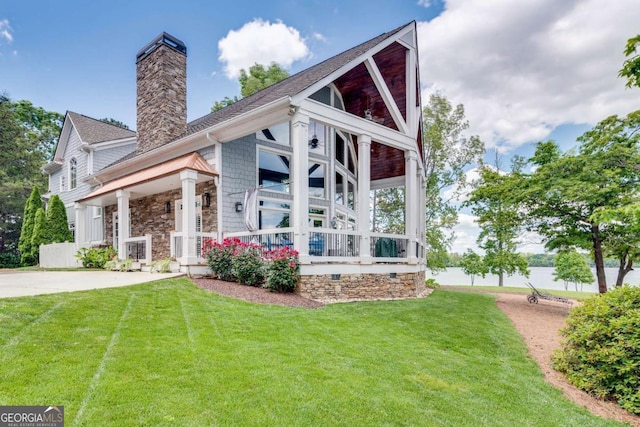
[185,22,413,136]
[67,111,136,144]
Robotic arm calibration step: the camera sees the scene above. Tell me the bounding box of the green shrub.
[264,247,299,293]
[0,253,20,268]
[553,285,640,414]
[76,246,117,269]
[150,258,173,273]
[425,278,441,289]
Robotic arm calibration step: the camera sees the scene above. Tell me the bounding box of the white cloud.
[417,0,432,7]
[417,0,640,151]
[312,32,327,43]
[0,19,13,44]
[218,19,309,79]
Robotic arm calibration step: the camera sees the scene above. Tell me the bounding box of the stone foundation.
[297,271,428,303]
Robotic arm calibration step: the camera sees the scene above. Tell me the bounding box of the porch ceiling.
[79,152,218,207]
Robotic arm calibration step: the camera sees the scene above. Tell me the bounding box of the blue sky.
[1,0,639,253]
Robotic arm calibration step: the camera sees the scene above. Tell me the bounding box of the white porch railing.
[222,228,421,264]
[123,234,152,264]
[171,231,217,261]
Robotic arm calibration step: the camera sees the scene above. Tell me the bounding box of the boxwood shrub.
[553,285,640,414]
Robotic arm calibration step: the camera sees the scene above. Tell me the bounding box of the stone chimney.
[136,32,187,155]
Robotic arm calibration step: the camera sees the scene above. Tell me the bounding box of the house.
[45,21,427,302]
[43,112,137,244]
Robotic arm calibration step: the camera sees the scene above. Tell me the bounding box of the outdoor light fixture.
[164,201,171,214]
[203,192,211,207]
[235,202,243,212]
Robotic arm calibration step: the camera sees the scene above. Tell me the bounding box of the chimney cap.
[136,32,187,63]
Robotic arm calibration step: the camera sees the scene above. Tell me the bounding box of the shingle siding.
[94,143,136,171]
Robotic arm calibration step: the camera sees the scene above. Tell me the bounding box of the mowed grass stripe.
[0,279,624,426]
[5,301,65,347]
[73,292,136,426]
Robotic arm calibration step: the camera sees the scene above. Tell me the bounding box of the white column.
[419,173,426,263]
[405,151,418,264]
[180,169,198,264]
[74,202,87,247]
[291,112,310,259]
[358,135,372,263]
[116,189,130,260]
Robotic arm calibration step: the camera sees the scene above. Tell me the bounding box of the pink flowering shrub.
[202,238,300,292]
[232,242,265,286]
[264,246,300,293]
[202,237,241,281]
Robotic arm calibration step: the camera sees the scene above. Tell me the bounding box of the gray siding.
[221,135,258,232]
[93,142,136,172]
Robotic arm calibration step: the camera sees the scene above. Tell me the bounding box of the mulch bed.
[191,277,325,309]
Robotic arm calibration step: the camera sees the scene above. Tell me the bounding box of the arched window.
[69,158,77,189]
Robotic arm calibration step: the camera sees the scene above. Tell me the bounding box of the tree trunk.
[498,271,504,287]
[616,253,633,287]
[592,224,608,293]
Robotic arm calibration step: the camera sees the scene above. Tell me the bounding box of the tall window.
[69,158,77,189]
[258,149,290,193]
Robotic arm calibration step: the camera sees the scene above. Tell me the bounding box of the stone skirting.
[297,271,428,303]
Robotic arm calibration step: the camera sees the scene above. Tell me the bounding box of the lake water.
[426,267,640,293]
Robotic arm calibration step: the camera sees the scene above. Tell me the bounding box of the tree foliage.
[459,249,487,286]
[518,111,640,293]
[18,186,43,265]
[619,34,640,89]
[47,194,73,243]
[30,207,48,262]
[211,62,289,112]
[1,95,62,261]
[553,250,594,291]
[422,94,484,271]
[100,117,129,129]
[371,188,404,234]
[466,164,529,286]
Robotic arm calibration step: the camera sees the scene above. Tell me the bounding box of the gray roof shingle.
[68,111,136,144]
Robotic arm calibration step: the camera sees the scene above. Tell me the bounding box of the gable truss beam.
[298,99,415,152]
[364,57,409,135]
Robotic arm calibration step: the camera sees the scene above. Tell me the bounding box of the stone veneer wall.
[104,181,217,261]
[297,271,427,303]
[136,42,187,155]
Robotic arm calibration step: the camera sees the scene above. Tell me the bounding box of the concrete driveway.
[0,270,185,298]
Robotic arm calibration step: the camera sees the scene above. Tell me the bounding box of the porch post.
[180,169,198,265]
[358,134,372,263]
[419,173,426,262]
[405,151,418,264]
[291,112,310,259]
[74,202,87,247]
[116,189,130,260]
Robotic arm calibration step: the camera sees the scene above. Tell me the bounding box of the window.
[259,200,291,229]
[335,172,344,205]
[309,207,326,228]
[256,122,290,146]
[309,161,326,199]
[258,149,290,193]
[69,158,77,189]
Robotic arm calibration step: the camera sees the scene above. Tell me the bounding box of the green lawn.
[444,285,595,300]
[0,278,622,426]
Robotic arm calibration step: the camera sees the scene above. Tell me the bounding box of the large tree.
[211,62,289,112]
[1,95,62,261]
[553,250,594,292]
[518,111,640,293]
[422,94,484,271]
[466,164,529,286]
